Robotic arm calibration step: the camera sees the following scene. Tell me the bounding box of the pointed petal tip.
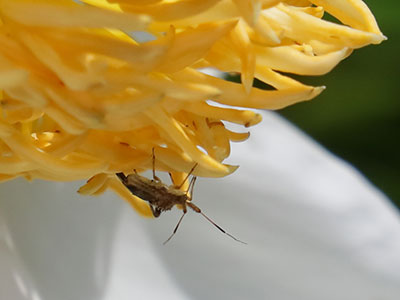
[308,85,326,100]
[244,112,262,128]
[226,164,239,175]
[371,33,387,44]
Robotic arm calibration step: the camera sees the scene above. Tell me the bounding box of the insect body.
[116,150,245,244]
[116,171,197,218]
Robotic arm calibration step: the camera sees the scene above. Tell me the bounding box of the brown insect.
[116,149,245,244]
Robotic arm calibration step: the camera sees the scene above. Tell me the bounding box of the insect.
[116,149,245,244]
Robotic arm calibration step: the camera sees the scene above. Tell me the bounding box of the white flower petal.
[140,111,400,299]
[0,180,121,300]
[0,214,38,300]
[101,210,189,300]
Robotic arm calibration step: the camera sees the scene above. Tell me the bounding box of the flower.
[1,112,399,299]
[0,0,385,216]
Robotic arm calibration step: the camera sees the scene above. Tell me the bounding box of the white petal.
[0,179,188,300]
[0,180,121,300]
[0,214,39,300]
[141,111,400,299]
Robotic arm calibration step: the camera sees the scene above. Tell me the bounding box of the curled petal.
[153,146,238,178]
[171,69,325,109]
[78,173,109,195]
[145,105,230,174]
[229,20,255,93]
[309,0,384,34]
[0,120,107,179]
[255,45,352,75]
[184,101,262,127]
[156,20,237,73]
[274,4,385,48]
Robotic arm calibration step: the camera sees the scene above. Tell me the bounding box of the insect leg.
[150,204,162,218]
[177,163,198,189]
[186,202,247,244]
[152,147,161,182]
[168,172,176,186]
[185,176,197,200]
[163,206,187,245]
[116,172,127,183]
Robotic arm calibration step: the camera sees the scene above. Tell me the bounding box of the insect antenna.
[163,211,187,245]
[187,202,247,244]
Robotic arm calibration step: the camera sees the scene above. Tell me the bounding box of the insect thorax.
[123,173,188,212]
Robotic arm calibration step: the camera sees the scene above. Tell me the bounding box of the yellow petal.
[232,0,262,26]
[184,101,262,127]
[0,69,29,89]
[0,0,385,215]
[0,0,150,30]
[274,4,385,48]
[117,0,221,21]
[156,20,237,73]
[171,68,324,109]
[145,105,230,174]
[229,20,255,93]
[255,45,352,75]
[0,120,107,178]
[78,173,109,195]
[153,146,238,178]
[309,0,383,35]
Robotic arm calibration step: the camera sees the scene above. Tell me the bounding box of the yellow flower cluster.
[0,0,384,216]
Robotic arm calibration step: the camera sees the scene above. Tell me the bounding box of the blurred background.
[276,1,400,208]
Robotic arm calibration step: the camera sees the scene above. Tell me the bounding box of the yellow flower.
[0,0,385,216]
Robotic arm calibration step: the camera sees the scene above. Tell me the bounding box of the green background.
[277,1,400,208]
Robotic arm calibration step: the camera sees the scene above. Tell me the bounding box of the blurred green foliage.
[277,1,400,207]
